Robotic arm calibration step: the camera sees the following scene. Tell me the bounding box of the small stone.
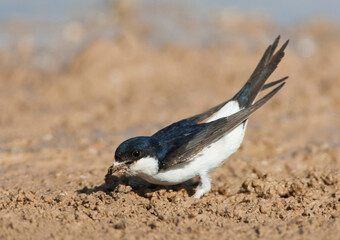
[149,222,158,229]
[188,211,197,219]
[114,221,126,230]
[259,203,271,214]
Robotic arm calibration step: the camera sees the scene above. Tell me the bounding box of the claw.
[191,192,202,199]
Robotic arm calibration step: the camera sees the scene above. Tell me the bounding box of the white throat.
[128,156,159,180]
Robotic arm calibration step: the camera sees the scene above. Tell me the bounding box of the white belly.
[132,100,247,185]
[146,121,246,185]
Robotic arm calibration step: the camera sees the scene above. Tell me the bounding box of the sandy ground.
[0,21,340,239]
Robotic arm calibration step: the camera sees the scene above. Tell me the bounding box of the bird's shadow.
[77,171,197,198]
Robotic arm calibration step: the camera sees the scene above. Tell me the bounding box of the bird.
[108,36,289,198]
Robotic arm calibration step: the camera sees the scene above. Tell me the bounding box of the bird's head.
[110,136,160,175]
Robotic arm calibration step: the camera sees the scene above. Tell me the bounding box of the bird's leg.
[191,172,211,199]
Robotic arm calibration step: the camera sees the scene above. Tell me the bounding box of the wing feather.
[159,83,285,169]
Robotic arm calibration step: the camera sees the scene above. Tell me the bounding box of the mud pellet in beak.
[107,162,127,175]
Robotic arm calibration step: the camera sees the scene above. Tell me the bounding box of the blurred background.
[1,0,339,164]
[1,0,340,164]
[1,0,340,69]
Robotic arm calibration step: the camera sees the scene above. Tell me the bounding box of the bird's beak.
[107,161,128,175]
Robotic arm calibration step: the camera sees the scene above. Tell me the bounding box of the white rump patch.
[206,100,241,122]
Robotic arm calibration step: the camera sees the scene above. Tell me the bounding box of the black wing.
[152,36,288,169]
[152,120,207,168]
[156,83,285,170]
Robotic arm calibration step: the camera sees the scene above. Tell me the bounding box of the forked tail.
[233,36,289,108]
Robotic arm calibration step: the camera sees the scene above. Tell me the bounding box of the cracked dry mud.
[1,28,340,239]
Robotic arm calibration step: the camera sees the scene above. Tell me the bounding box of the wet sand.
[0,23,340,239]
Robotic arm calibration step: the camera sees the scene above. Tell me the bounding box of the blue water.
[0,0,101,22]
[1,0,339,24]
[0,0,339,67]
[200,0,340,25]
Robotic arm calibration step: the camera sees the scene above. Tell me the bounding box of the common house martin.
[108,36,289,198]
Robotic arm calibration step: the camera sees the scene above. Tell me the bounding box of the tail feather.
[262,76,288,91]
[233,36,289,108]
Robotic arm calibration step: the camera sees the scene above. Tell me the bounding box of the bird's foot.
[191,172,211,199]
[191,190,204,199]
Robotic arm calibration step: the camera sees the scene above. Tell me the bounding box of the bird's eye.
[132,150,141,158]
